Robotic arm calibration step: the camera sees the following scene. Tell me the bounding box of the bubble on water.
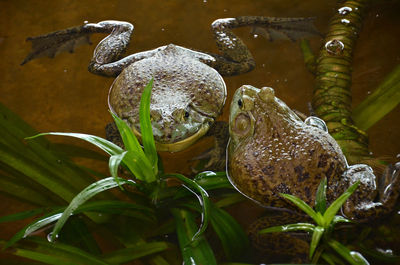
[253,34,259,38]
[325,39,344,55]
[338,6,352,15]
[341,19,350,25]
[47,232,59,243]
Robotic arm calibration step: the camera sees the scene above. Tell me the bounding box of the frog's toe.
[191,146,226,173]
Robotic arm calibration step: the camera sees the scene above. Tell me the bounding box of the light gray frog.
[23,17,319,164]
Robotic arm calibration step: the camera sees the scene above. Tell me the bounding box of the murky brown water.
[1,0,400,263]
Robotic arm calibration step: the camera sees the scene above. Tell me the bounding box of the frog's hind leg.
[22,20,163,77]
[248,211,310,263]
[209,17,320,76]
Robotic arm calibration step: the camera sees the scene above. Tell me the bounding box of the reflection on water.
[1,0,399,261]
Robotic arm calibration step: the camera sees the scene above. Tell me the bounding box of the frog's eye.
[184,111,190,118]
[237,98,243,108]
[232,113,252,137]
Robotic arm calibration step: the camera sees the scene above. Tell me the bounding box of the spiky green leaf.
[315,178,327,214]
[323,181,359,227]
[310,226,324,259]
[139,78,158,173]
[280,193,322,225]
[171,208,217,265]
[259,222,316,234]
[165,173,210,241]
[50,177,136,242]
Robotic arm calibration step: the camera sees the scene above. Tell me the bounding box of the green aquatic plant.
[1,79,248,265]
[259,179,370,265]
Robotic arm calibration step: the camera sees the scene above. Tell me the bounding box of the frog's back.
[228,106,347,210]
[108,44,226,146]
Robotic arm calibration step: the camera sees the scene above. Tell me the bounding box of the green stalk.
[313,0,371,163]
[353,64,400,130]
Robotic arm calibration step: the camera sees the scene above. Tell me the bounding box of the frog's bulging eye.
[233,113,251,137]
[184,111,190,118]
[237,99,243,108]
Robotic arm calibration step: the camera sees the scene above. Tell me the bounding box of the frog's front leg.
[208,16,320,76]
[191,121,229,173]
[84,21,165,77]
[342,163,400,221]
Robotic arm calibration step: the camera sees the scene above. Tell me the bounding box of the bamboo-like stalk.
[313,0,371,164]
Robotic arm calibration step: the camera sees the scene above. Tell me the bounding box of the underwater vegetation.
[1,0,400,264]
[1,80,251,265]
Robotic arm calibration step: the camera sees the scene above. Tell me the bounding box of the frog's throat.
[131,122,211,152]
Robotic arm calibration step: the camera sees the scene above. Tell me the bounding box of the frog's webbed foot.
[343,162,400,221]
[191,121,229,173]
[22,20,160,77]
[209,16,321,76]
[248,211,310,263]
[21,24,93,65]
[249,17,321,42]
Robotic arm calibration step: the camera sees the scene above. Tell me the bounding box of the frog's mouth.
[130,119,212,152]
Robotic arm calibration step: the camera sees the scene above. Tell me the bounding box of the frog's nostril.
[259,87,275,102]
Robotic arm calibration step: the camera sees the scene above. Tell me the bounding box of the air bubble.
[338,6,352,15]
[253,34,259,38]
[341,19,350,25]
[325,39,344,55]
[47,232,59,243]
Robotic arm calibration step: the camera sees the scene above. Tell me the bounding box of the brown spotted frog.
[227,85,400,221]
[22,18,319,156]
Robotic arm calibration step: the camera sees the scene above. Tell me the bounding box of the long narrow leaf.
[259,222,316,234]
[0,208,47,223]
[328,239,369,265]
[279,193,322,225]
[50,177,136,242]
[109,151,128,181]
[315,178,327,214]
[0,143,76,202]
[209,204,248,260]
[111,113,155,182]
[5,199,155,249]
[171,208,217,265]
[353,64,400,130]
[2,237,109,265]
[165,173,210,241]
[309,226,324,259]
[194,171,233,190]
[26,132,123,156]
[102,241,169,263]
[323,181,359,227]
[139,78,158,172]
[0,103,96,191]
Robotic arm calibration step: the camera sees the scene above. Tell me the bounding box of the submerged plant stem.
[313,0,370,163]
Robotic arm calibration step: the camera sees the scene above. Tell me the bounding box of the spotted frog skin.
[23,18,319,152]
[227,85,400,221]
